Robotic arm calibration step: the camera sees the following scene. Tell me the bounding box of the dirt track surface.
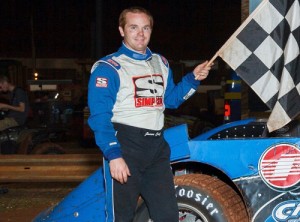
[0,182,79,222]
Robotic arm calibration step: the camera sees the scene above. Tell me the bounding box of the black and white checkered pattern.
[219,0,300,132]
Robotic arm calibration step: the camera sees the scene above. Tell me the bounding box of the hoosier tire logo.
[259,143,300,192]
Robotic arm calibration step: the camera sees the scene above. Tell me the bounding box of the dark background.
[0,0,251,130]
[0,0,241,60]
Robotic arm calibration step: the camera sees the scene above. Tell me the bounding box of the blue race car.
[34,118,300,222]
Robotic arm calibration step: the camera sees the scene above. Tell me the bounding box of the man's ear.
[119,26,124,37]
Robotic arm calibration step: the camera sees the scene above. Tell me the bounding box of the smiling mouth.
[135,40,146,45]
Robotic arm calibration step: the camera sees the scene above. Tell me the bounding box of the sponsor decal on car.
[259,143,300,192]
[272,200,300,221]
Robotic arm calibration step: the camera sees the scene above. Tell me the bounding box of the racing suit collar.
[119,42,152,61]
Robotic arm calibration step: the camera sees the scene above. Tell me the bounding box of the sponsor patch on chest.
[133,74,164,107]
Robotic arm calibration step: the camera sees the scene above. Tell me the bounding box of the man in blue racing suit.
[88,6,212,222]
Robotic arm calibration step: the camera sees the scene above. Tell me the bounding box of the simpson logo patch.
[133,74,164,107]
[96,77,108,88]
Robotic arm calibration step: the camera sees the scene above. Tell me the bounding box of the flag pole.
[207,0,269,66]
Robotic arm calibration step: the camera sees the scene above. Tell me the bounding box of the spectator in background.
[0,75,29,131]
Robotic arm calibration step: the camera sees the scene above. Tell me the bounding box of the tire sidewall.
[134,184,228,222]
[175,185,227,222]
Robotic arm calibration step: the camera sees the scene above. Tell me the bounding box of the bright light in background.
[34,72,38,80]
[54,93,59,99]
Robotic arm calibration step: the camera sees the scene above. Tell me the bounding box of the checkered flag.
[213,0,300,132]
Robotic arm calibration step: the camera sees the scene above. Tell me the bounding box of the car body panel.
[33,118,300,222]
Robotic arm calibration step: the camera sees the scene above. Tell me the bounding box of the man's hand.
[193,60,213,81]
[0,102,24,112]
[109,157,131,184]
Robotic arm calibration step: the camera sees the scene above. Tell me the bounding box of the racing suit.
[88,42,200,222]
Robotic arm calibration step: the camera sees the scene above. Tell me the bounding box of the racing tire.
[134,174,248,222]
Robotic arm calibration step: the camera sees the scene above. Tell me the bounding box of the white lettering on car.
[273,201,300,221]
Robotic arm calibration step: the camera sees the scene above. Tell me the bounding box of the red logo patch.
[96,77,108,88]
[107,59,119,67]
[259,143,300,191]
[132,74,164,108]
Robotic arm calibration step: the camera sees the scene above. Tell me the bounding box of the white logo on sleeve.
[96,77,108,88]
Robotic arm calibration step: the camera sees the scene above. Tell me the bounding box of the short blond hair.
[119,7,154,29]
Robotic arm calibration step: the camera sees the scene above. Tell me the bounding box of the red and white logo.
[96,77,108,88]
[107,59,119,68]
[259,143,300,191]
[132,74,164,108]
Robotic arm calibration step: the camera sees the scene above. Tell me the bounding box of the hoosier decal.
[174,185,219,216]
[259,143,300,192]
[133,74,164,107]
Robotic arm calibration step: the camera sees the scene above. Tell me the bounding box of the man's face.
[0,81,9,93]
[119,12,152,54]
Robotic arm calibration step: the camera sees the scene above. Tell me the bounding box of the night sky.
[0,0,241,60]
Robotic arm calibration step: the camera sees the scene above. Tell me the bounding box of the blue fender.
[164,124,190,161]
[33,167,106,222]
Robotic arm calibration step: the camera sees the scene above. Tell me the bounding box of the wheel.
[134,174,248,222]
[175,174,248,222]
